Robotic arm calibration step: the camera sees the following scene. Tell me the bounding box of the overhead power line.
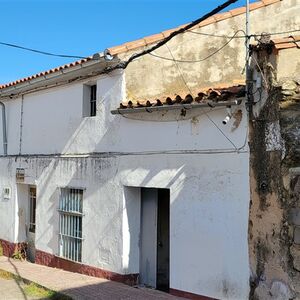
[164,42,239,150]
[105,0,239,72]
[187,28,300,38]
[0,41,86,59]
[0,28,299,61]
[149,30,246,63]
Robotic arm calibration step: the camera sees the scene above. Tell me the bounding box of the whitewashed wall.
[0,158,16,242]
[0,71,250,299]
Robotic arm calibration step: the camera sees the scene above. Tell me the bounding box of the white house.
[0,1,299,299]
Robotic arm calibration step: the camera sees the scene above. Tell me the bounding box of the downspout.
[0,101,7,155]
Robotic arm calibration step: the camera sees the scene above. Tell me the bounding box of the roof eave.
[0,55,120,98]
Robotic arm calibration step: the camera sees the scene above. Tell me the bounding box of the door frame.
[139,187,170,290]
[27,185,36,262]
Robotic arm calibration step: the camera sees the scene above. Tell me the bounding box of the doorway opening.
[139,188,170,292]
[27,186,36,262]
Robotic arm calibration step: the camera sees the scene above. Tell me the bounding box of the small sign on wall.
[16,168,25,182]
[3,187,11,200]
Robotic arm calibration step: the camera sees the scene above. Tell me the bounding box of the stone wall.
[281,79,300,299]
[119,0,300,102]
[249,49,300,299]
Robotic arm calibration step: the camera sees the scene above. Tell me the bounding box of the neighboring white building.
[0,1,298,299]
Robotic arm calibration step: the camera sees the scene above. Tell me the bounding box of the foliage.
[23,282,72,299]
[11,243,27,261]
[0,269,16,280]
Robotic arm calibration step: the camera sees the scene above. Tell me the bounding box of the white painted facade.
[0,70,250,299]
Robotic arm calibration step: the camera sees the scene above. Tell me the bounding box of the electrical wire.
[0,0,239,66]
[251,55,269,89]
[186,28,300,38]
[0,41,87,59]
[149,27,300,64]
[164,43,240,150]
[105,0,239,72]
[149,30,245,63]
[0,27,299,61]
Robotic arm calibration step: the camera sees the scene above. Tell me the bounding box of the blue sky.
[0,0,252,84]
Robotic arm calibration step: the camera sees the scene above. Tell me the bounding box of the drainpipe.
[0,101,7,155]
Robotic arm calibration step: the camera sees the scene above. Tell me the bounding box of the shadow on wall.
[8,66,250,300]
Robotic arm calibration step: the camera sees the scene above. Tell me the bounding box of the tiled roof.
[272,35,300,50]
[118,85,246,110]
[107,0,282,56]
[0,57,92,90]
[0,0,281,91]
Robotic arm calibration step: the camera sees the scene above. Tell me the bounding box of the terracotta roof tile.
[124,39,147,51]
[249,2,266,10]
[0,57,91,90]
[273,35,300,50]
[102,44,127,56]
[161,28,177,38]
[118,85,246,109]
[0,0,280,91]
[229,7,247,17]
[262,0,280,5]
[214,11,233,22]
[198,16,217,27]
[107,1,280,57]
[143,33,164,45]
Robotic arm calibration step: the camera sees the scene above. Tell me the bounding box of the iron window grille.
[58,188,83,262]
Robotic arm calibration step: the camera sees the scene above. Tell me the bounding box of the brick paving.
[0,256,184,300]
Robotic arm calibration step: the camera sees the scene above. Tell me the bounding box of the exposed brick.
[35,249,138,286]
[170,288,217,300]
[0,239,15,257]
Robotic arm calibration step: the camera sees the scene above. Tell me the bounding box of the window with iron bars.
[58,188,83,262]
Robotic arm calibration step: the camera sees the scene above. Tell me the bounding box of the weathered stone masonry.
[249,44,300,299]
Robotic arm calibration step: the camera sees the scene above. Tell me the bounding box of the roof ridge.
[108,0,281,56]
[0,0,282,91]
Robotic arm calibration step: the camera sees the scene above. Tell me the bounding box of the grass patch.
[0,243,3,256]
[23,282,55,298]
[0,269,71,299]
[23,282,72,299]
[0,269,21,281]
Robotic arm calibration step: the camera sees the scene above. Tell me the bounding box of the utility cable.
[104,0,239,72]
[187,28,300,38]
[0,41,87,59]
[164,43,239,151]
[0,27,298,61]
[149,30,245,63]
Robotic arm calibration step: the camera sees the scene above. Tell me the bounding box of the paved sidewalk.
[0,256,183,300]
[0,277,38,300]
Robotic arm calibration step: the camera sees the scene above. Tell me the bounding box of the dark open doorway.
[139,188,170,292]
[156,188,170,292]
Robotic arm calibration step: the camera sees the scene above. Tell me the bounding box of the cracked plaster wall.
[249,47,300,300]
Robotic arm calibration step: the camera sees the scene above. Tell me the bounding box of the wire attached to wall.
[0,28,299,61]
[186,28,300,38]
[148,30,246,63]
[164,43,240,151]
